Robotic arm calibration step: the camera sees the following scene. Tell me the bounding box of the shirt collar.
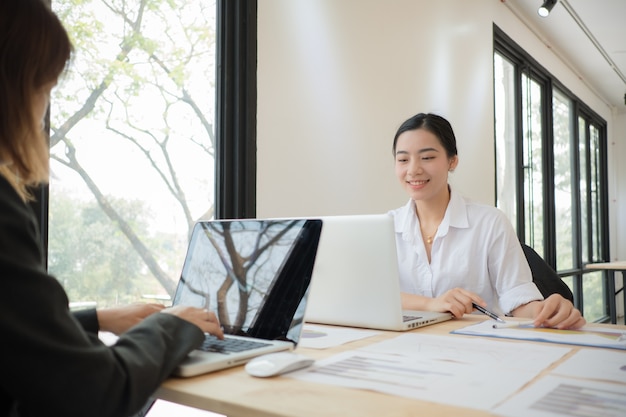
[398,186,469,242]
[444,187,470,231]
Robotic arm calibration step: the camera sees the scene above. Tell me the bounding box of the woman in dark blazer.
[0,1,223,416]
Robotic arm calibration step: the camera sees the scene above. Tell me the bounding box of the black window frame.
[215,0,257,220]
[494,24,611,321]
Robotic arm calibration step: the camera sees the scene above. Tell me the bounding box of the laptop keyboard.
[199,335,272,354]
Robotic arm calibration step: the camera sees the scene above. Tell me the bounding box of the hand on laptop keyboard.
[162,306,224,339]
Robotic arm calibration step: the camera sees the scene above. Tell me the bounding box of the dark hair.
[392,113,458,158]
[0,0,73,200]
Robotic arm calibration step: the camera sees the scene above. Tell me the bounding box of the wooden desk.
[585,261,626,324]
[156,316,626,417]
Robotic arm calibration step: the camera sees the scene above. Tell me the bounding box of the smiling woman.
[388,112,585,330]
[49,0,217,308]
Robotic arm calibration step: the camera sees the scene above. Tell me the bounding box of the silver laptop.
[305,214,451,331]
[173,218,322,377]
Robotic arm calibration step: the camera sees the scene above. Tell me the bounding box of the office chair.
[520,243,574,303]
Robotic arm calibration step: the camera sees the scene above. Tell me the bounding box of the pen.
[472,302,505,323]
[492,320,535,329]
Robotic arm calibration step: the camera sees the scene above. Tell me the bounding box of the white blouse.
[388,189,543,316]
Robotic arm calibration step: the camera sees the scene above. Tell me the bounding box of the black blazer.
[0,176,204,417]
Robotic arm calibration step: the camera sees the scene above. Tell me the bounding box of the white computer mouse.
[244,351,314,378]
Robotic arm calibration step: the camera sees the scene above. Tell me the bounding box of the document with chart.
[495,347,626,417]
[289,333,571,411]
[494,375,626,417]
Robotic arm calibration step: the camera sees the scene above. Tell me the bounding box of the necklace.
[420,224,437,245]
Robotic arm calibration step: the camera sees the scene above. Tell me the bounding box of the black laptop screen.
[172,219,322,343]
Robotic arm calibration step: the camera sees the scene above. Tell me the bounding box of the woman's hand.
[429,288,486,319]
[97,303,225,339]
[513,294,586,329]
[162,305,224,339]
[97,303,165,335]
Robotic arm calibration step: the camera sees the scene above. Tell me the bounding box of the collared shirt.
[388,189,543,316]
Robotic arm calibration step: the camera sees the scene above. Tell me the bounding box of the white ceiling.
[505,0,626,111]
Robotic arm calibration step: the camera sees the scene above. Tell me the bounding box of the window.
[47,0,219,307]
[553,88,574,271]
[493,26,610,322]
[45,0,257,309]
[521,72,546,255]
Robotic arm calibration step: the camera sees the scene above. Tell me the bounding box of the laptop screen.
[172,219,322,344]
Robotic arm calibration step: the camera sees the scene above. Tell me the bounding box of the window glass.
[583,271,603,321]
[552,89,574,270]
[494,52,517,229]
[521,73,544,255]
[589,124,602,262]
[50,0,217,308]
[578,117,589,264]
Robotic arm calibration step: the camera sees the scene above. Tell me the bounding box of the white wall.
[258,0,496,217]
[257,0,624,258]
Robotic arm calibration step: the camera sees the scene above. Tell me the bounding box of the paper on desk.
[290,333,570,411]
[146,400,224,417]
[299,324,379,349]
[551,348,626,384]
[493,375,626,417]
[452,320,626,350]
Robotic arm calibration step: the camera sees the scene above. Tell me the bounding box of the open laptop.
[172,218,322,377]
[305,214,451,331]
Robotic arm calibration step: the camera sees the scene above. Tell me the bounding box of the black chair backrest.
[520,243,574,302]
